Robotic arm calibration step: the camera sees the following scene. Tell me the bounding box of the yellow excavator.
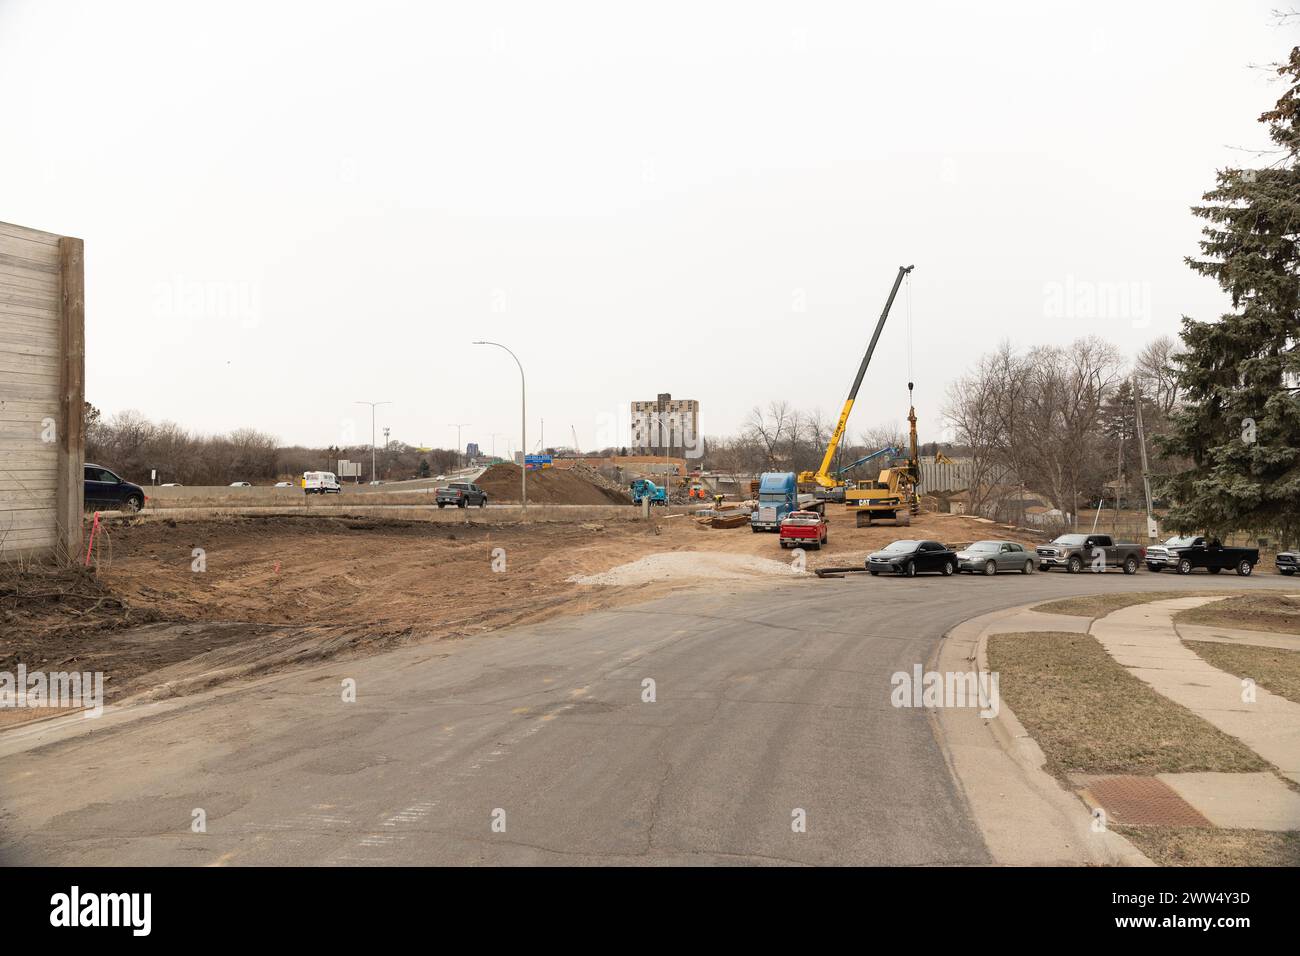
[797,265,920,527]
[843,386,921,527]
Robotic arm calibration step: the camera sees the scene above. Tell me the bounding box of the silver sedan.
[955,540,1036,575]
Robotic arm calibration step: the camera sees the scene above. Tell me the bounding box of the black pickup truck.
[1144,536,1259,576]
[1035,533,1144,574]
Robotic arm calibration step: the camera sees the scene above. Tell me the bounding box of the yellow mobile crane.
[797,264,914,505]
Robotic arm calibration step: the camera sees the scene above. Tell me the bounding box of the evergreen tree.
[1158,46,1300,541]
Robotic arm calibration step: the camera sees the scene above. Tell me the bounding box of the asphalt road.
[0,571,1289,866]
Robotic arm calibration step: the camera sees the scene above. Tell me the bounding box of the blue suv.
[84,464,146,513]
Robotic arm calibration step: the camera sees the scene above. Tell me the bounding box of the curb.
[934,601,1153,866]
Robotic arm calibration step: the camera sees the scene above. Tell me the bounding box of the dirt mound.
[475,463,629,505]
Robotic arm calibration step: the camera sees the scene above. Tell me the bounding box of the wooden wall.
[0,221,84,560]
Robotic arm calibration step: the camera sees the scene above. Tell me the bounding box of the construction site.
[4,6,1300,917]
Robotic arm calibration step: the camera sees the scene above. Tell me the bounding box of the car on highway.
[274,481,294,488]
[866,539,957,577]
[436,482,488,508]
[229,481,251,488]
[955,540,1036,575]
[160,482,183,487]
[84,464,147,513]
[778,510,828,549]
[1035,533,1143,574]
[1144,535,1259,576]
[1277,551,1298,576]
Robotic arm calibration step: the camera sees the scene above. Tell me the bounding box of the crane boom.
[799,264,914,488]
[834,445,900,477]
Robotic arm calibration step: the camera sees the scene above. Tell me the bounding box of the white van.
[303,471,341,495]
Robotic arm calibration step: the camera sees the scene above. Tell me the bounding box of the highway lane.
[0,572,1290,865]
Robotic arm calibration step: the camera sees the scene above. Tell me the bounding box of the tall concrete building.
[630,393,700,457]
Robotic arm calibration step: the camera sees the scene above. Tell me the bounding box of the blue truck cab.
[751,472,804,532]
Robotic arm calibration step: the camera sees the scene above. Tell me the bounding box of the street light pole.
[355,400,391,483]
[650,412,672,502]
[473,341,527,511]
[448,423,472,468]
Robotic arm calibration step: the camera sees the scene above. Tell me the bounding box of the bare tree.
[944,351,1009,515]
[859,421,906,453]
[744,401,793,469]
[1136,334,1183,416]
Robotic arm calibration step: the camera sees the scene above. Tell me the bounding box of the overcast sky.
[1,1,1290,455]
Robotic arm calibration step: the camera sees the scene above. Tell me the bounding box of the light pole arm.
[475,341,527,511]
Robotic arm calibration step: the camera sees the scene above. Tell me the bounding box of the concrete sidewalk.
[1091,597,1300,785]
[935,604,1149,865]
[1175,621,1300,652]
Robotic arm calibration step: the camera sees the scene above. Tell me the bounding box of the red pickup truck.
[779,510,828,549]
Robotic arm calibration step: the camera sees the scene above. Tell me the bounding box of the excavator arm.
[834,445,900,477]
[799,264,914,488]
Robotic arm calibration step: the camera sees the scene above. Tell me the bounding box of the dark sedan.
[866,539,958,577]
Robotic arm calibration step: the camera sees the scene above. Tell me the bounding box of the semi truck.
[751,472,820,532]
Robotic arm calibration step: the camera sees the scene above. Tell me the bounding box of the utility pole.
[448,423,471,468]
[1133,369,1157,540]
[355,400,391,483]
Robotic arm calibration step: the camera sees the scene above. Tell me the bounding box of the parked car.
[1035,534,1144,574]
[1277,551,1298,576]
[84,464,146,513]
[866,540,957,577]
[303,471,341,495]
[1144,535,1260,576]
[956,540,1036,575]
[436,482,488,508]
[778,510,828,549]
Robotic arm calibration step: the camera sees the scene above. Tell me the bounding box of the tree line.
[83,404,462,486]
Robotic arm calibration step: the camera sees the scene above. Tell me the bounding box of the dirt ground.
[1175,591,1300,635]
[0,507,1035,708]
[987,630,1267,777]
